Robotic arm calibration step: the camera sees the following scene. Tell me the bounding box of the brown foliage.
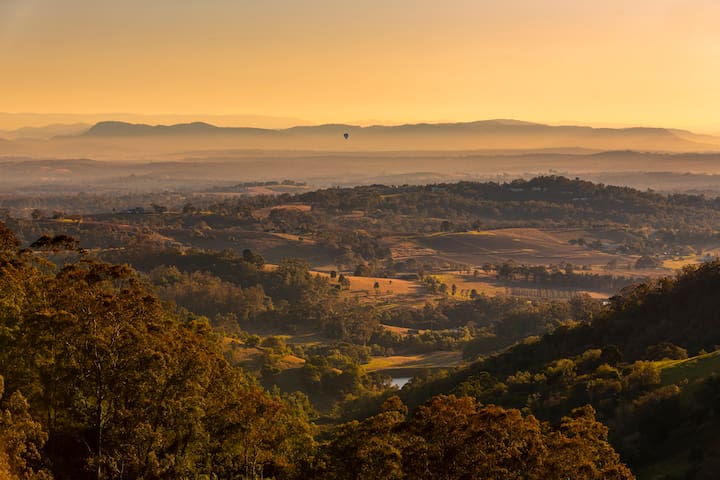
[323,396,634,480]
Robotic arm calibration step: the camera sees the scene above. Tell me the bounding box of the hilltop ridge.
[72,119,720,153]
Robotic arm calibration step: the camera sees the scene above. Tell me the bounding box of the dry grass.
[380,324,413,335]
[345,276,421,296]
[661,255,716,271]
[244,185,313,195]
[433,272,506,297]
[268,232,317,244]
[252,203,312,219]
[405,228,636,267]
[283,329,334,346]
[277,354,306,369]
[365,350,463,372]
[311,271,427,305]
[222,341,263,365]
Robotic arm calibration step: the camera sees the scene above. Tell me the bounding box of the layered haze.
[3,119,720,195]
[1,0,720,131]
[2,1,720,198]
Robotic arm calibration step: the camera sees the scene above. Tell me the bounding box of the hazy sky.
[1,0,719,130]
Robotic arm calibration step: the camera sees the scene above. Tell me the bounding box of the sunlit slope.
[410,229,632,266]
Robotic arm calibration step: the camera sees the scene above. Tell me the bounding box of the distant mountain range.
[0,123,90,140]
[83,121,281,137]
[76,119,720,152]
[2,119,720,160]
[0,112,310,131]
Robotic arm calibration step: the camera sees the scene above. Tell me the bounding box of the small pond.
[391,377,412,389]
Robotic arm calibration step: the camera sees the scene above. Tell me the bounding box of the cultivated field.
[315,272,430,307]
[432,272,507,297]
[407,228,637,267]
[344,275,423,297]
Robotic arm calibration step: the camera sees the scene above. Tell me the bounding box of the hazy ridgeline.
[3,120,720,197]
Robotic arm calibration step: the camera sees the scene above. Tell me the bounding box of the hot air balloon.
[343,132,349,140]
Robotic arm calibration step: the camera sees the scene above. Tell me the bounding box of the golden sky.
[1,0,719,131]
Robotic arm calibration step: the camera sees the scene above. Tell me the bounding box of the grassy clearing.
[365,351,463,373]
[346,275,421,296]
[662,255,706,271]
[313,271,428,306]
[277,354,306,370]
[243,324,333,346]
[221,340,263,366]
[283,330,333,346]
[268,232,317,244]
[221,336,307,371]
[433,273,506,297]
[658,350,720,386]
[412,228,635,267]
[251,203,312,219]
[431,271,611,300]
[381,324,413,335]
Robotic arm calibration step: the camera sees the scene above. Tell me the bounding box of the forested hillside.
[0,221,637,479]
[399,261,720,479]
[0,223,314,479]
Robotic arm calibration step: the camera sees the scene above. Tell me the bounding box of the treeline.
[491,261,639,291]
[8,176,720,266]
[295,176,720,229]
[197,176,720,258]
